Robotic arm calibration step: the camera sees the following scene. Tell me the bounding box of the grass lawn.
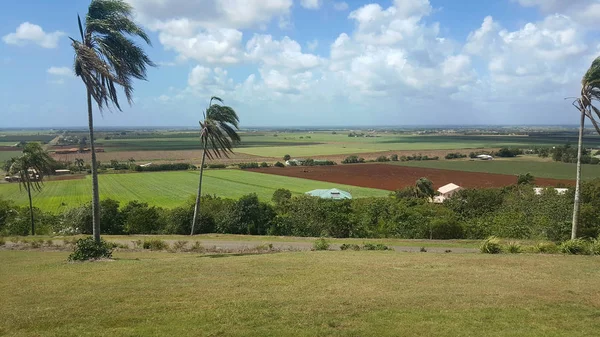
[0,170,388,212]
[390,158,600,180]
[1,250,600,336]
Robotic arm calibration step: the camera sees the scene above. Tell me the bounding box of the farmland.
[390,158,600,180]
[0,170,388,212]
[250,164,575,191]
[1,250,600,337]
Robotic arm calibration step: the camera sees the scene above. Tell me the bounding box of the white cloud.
[333,2,349,11]
[159,28,243,64]
[245,34,322,70]
[47,67,73,77]
[2,22,64,48]
[307,39,319,51]
[514,0,600,28]
[300,0,321,10]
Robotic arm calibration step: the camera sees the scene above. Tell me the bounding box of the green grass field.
[0,170,388,212]
[0,151,19,163]
[390,158,600,180]
[1,250,599,336]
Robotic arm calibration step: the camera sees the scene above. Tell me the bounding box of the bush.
[135,163,195,172]
[342,155,365,164]
[560,239,590,255]
[480,236,503,254]
[445,152,467,160]
[260,162,269,168]
[590,239,600,255]
[274,161,285,168]
[283,154,291,161]
[533,242,558,254]
[68,237,113,261]
[239,162,260,169]
[122,201,165,234]
[142,239,169,251]
[207,164,226,169]
[505,242,521,254]
[313,237,330,251]
[376,155,389,162]
[362,243,390,251]
[340,243,361,251]
[29,239,44,248]
[272,189,292,205]
[172,240,188,251]
[0,237,5,246]
[390,154,399,161]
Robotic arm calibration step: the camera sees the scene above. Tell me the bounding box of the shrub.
[0,237,5,246]
[533,242,558,254]
[122,201,165,234]
[340,243,360,251]
[342,155,365,164]
[283,154,291,161]
[560,239,590,255]
[207,164,227,169]
[135,163,195,172]
[590,239,600,255]
[362,243,390,251]
[420,247,427,252]
[313,237,330,251]
[30,239,44,248]
[260,162,269,168]
[272,189,292,205]
[142,239,169,251]
[506,242,521,254]
[376,155,389,162]
[445,152,467,160]
[274,161,285,168]
[480,236,503,254]
[239,162,260,169]
[190,241,204,253]
[390,154,399,161]
[172,240,188,251]
[68,237,113,261]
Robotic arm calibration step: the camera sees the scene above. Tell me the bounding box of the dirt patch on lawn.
[249,164,574,190]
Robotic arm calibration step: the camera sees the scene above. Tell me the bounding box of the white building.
[533,188,569,196]
[433,183,463,203]
[476,154,493,160]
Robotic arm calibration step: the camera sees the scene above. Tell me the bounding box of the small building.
[285,158,305,166]
[476,154,493,160]
[533,187,569,196]
[306,188,352,200]
[139,163,153,168]
[55,169,71,175]
[433,183,463,203]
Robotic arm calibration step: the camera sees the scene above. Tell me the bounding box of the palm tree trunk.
[191,143,208,236]
[87,89,101,243]
[27,180,34,236]
[572,109,585,239]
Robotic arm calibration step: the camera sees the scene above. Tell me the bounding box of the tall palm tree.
[8,143,54,235]
[71,0,154,243]
[571,56,600,239]
[191,97,241,235]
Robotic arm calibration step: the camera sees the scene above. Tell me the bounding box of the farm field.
[390,159,600,180]
[1,250,600,337]
[250,164,575,191]
[0,170,388,212]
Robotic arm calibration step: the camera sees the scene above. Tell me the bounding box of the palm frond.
[199,98,241,159]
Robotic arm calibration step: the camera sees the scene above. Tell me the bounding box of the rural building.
[433,183,463,203]
[306,188,352,200]
[533,187,569,195]
[476,154,493,160]
[139,163,153,168]
[55,169,71,175]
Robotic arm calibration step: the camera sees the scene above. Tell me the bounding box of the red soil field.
[250,164,574,190]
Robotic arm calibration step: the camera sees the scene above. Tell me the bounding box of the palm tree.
[75,158,85,172]
[415,177,435,200]
[71,0,154,243]
[8,143,54,235]
[191,97,241,235]
[570,56,600,239]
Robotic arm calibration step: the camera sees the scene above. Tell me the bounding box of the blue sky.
[1,0,600,127]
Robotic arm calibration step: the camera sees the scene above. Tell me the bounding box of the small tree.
[517,173,535,186]
[283,154,291,161]
[272,189,292,205]
[415,177,435,199]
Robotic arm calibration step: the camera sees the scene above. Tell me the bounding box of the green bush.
[207,164,226,169]
[313,237,330,251]
[340,243,360,251]
[505,242,521,254]
[390,154,399,161]
[590,239,600,255]
[29,239,44,248]
[533,242,558,254]
[239,162,260,169]
[274,161,285,168]
[480,236,503,254]
[142,239,169,251]
[342,155,365,164]
[260,162,269,168]
[445,152,467,160]
[560,239,590,255]
[272,189,292,205]
[376,155,389,162]
[0,237,5,246]
[68,237,113,261]
[362,243,390,251]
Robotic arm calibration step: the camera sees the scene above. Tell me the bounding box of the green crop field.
[0,170,388,212]
[2,250,600,337]
[390,158,600,180]
[0,151,19,163]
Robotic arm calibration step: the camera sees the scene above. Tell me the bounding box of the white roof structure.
[533,188,569,195]
[306,188,352,200]
[437,183,462,195]
[476,154,493,160]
